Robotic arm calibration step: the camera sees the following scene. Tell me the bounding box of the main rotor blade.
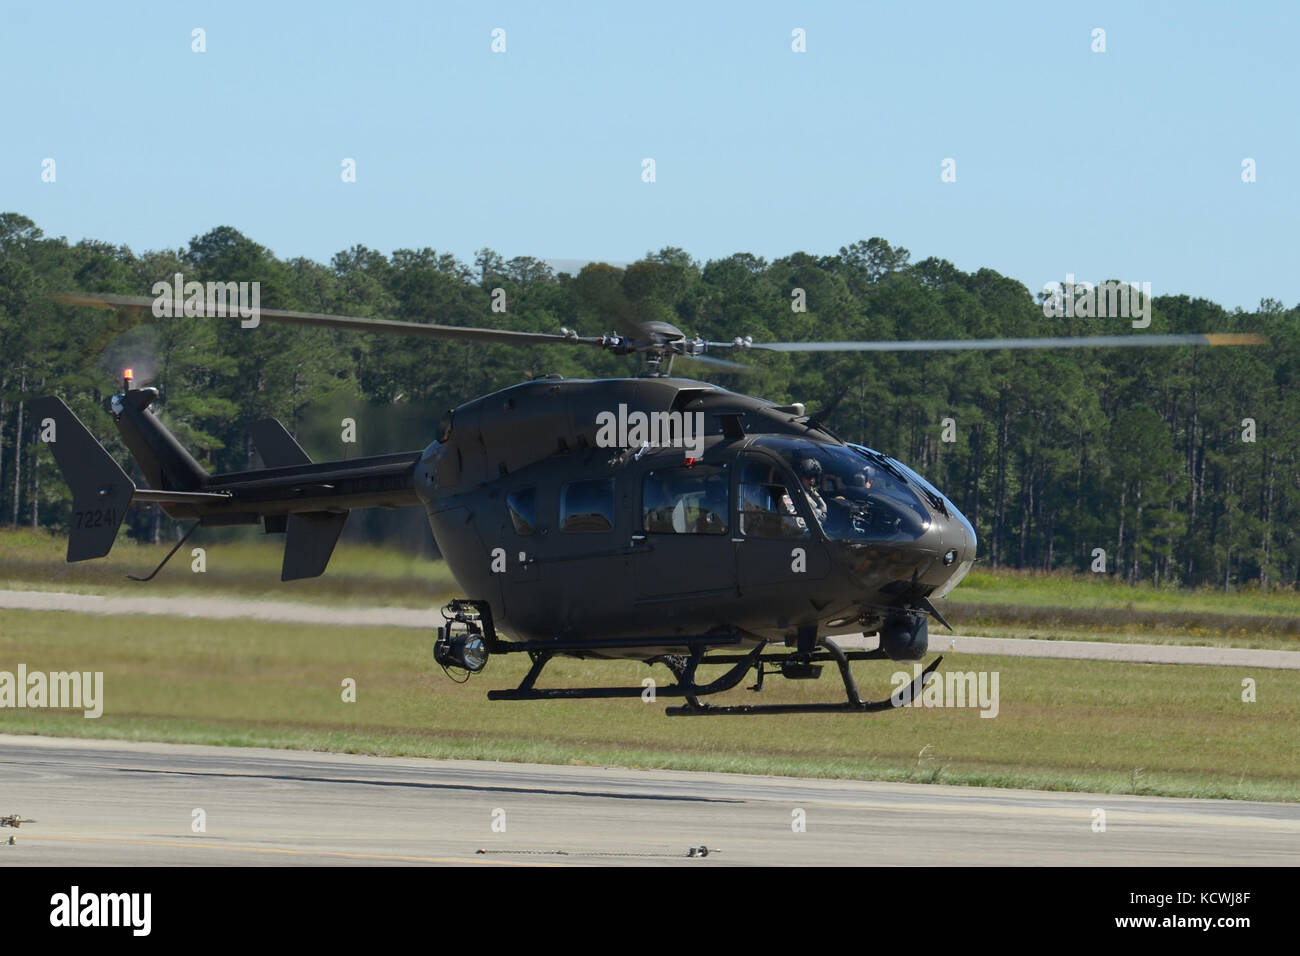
[675,353,756,373]
[724,333,1267,353]
[52,293,607,349]
[56,293,1267,358]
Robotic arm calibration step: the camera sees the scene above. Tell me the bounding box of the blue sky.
[3,0,1296,310]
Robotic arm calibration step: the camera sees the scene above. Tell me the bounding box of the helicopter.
[33,292,1266,715]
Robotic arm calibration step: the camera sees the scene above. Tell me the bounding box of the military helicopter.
[34,292,1265,715]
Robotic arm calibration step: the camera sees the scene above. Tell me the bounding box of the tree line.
[1,212,1295,589]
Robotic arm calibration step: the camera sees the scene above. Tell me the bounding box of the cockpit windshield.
[750,437,932,542]
[854,443,976,546]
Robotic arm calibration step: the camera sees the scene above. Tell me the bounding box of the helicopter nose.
[926,505,977,598]
[934,513,974,566]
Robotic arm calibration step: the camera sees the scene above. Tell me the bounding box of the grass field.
[953,565,1300,617]
[1,607,1297,802]
[942,568,1300,651]
[0,527,456,607]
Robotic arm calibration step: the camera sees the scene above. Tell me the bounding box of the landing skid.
[487,641,764,702]
[666,642,943,716]
[442,598,943,717]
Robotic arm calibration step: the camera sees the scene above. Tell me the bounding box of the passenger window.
[506,487,537,535]
[643,466,728,535]
[560,479,615,532]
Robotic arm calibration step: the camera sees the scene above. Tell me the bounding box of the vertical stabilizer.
[29,397,133,561]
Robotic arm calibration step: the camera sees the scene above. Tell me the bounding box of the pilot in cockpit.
[796,458,828,522]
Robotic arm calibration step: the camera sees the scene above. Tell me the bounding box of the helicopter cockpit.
[748,437,933,543]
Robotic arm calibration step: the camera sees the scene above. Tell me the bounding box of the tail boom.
[32,394,419,579]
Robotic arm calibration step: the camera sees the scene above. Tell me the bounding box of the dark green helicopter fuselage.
[418,376,976,658]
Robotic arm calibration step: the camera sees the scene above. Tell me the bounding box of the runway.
[3,589,1296,669]
[1,735,1297,866]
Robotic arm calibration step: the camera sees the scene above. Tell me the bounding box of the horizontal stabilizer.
[29,397,133,561]
[248,419,312,468]
[282,511,349,581]
[133,488,232,505]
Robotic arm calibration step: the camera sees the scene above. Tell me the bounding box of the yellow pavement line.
[787,799,1300,830]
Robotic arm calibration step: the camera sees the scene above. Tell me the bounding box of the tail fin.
[113,387,208,491]
[283,511,349,580]
[29,397,133,561]
[247,418,345,580]
[248,418,312,468]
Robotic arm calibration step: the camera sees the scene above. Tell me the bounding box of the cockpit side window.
[737,457,808,538]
